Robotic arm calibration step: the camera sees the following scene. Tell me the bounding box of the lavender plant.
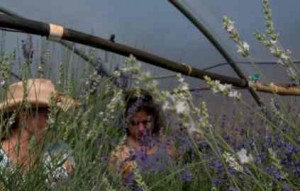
[0,0,299,190]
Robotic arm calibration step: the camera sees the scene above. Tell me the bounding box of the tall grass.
[0,0,299,190]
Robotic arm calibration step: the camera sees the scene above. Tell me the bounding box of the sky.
[1,1,299,65]
[0,0,300,107]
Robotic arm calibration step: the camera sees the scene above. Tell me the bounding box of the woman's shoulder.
[108,138,134,172]
[109,141,132,162]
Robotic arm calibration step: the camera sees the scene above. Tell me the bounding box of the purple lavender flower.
[294,167,300,177]
[123,172,134,187]
[21,35,33,61]
[181,167,192,182]
[229,187,239,191]
[284,144,295,155]
[212,178,221,186]
[228,167,237,175]
[266,167,282,180]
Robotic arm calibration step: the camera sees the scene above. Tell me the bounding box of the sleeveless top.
[133,142,174,173]
[108,137,175,190]
[108,137,175,175]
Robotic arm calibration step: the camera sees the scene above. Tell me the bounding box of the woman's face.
[2,107,50,166]
[19,107,49,144]
[127,110,154,141]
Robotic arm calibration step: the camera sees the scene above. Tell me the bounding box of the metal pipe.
[169,0,262,106]
[0,14,249,88]
[0,7,111,80]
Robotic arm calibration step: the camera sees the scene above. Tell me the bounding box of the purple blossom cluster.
[21,35,34,61]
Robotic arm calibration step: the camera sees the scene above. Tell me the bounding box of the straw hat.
[0,79,78,113]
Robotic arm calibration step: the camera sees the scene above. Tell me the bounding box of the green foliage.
[0,1,299,190]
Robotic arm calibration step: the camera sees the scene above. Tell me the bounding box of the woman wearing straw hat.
[0,79,77,188]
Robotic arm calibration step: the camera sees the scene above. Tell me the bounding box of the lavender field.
[0,0,299,190]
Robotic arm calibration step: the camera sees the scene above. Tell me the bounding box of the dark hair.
[124,89,164,137]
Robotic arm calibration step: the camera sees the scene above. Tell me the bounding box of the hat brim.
[0,93,78,114]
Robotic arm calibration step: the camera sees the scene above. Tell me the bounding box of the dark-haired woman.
[108,90,176,186]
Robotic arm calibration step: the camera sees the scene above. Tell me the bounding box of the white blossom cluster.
[255,33,298,81]
[197,101,211,129]
[86,70,102,95]
[44,152,71,187]
[139,71,159,95]
[224,0,299,82]
[162,74,191,115]
[222,151,244,172]
[254,0,298,81]
[103,90,123,123]
[204,76,241,100]
[162,91,190,115]
[119,55,142,76]
[223,16,250,57]
[0,53,15,88]
[160,75,201,135]
[223,148,253,172]
[161,74,212,136]
[237,148,253,164]
[112,54,142,89]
